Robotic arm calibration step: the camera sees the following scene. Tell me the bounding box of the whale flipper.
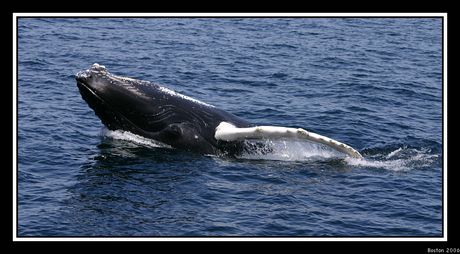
[214,122,362,158]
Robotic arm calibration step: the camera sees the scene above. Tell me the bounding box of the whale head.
[75,63,242,155]
[76,63,163,133]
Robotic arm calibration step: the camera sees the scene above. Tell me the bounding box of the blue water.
[17,18,443,236]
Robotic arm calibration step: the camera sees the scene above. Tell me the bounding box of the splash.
[235,139,347,161]
[100,128,347,161]
[100,128,441,171]
[223,139,441,172]
[345,145,441,171]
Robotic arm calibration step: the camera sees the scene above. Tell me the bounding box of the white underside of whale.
[214,122,362,158]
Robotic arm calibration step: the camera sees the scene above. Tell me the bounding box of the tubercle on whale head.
[77,63,108,77]
[90,63,107,72]
[75,63,110,80]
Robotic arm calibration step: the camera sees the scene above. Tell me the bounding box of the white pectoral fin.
[215,122,362,158]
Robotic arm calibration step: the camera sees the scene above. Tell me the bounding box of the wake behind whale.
[76,63,362,158]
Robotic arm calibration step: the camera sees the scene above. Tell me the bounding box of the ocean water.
[16,17,443,237]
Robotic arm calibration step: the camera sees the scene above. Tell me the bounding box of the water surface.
[17,17,442,236]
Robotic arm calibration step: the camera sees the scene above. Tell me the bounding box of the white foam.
[345,156,411,171]
[345,146,440,172]
[101,128,172,149]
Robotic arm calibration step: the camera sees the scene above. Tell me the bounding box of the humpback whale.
[76,63,362,158]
